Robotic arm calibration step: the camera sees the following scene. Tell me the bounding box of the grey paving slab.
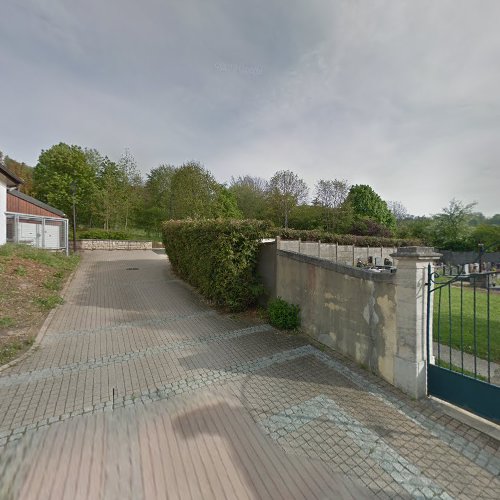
[0,250,499,499]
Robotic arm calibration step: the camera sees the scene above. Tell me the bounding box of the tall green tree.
[139,164,177,235]
[429,199,476,250]
[170,162,240,219]
[117,149,143,229]
[313,179,350,231]
[229,176,269,219]
[345,184,396,230]
[267,170,309,228]
[33,143,98,224]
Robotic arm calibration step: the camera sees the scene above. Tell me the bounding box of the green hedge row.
[77,229,132,240]
[273,228,421,247]
[162,219,271,311]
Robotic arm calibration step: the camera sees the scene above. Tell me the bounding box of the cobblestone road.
[0,251,499,499]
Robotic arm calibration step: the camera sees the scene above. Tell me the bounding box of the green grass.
[433,284,500,363]
[0,244,80,271]
[35,295,64,310]
[0,337,34,365]
[0,317,15,328]
[15,265,27,276]
[436,358,487,381]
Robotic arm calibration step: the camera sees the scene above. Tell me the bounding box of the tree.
[470,225,500,251]
[387,201,409,222]
[229,176,269,219]
[88,151,130,230]
[313,179,350,231]
[0,152,34,195]
[138,164,177,235]
[288,205,324,230]
[33,143,98,225]
[117,149,143,229]
[170,162,240,219]
[345,184,396,230]
[429,199,477,250]
[213,186,242,219]
[267,170,309,228]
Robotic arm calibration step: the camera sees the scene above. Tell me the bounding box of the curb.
[0,264,80,374]
[429,396,500,443]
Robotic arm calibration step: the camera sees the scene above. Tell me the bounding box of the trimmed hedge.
[77,229,132,240]
[162,219,272,311]
[273,228,421,247]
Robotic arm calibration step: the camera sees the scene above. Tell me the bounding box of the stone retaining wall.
[76,240,153,251]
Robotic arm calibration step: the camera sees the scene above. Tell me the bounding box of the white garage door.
[18,222,61,249]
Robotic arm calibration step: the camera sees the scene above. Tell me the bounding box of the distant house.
[0,161,23,245]
[0,161,69,252]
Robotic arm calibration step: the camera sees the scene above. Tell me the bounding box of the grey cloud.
[1,0,499,215]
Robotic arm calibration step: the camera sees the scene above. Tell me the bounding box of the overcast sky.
[1,0,499,216]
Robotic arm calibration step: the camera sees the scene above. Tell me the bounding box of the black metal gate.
[426,265,500,423]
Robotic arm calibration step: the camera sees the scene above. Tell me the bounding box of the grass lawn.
[433,283,500,364]
[0,244,80,366]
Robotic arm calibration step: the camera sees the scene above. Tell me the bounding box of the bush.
[77,228,130,240]
[272,228,420,247]
[267,297,300,330]
[162,219,271,311]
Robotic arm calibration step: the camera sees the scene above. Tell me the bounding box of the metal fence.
[426,265,500,422]
[6,212,69,254]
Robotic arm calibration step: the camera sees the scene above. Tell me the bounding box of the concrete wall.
[0,177,6,245]
[257,241,277,305]
[439,250,500,266]
[262,245,441,398]
[77,240,153,251]
[276,250,399,387]
[278,239,398,266]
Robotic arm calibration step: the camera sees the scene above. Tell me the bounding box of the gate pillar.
[391,247,441,399]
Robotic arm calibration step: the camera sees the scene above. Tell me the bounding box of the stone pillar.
[391,247,441,399]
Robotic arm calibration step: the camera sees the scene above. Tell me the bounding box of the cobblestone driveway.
[0,251,499,499]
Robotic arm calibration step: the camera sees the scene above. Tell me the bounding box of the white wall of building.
[0,175,7,245]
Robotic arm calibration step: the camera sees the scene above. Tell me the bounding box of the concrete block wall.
[278,240,398,266]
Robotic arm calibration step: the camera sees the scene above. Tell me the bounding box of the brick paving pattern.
[0,250,499,499]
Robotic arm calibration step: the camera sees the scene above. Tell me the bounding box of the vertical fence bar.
[460,280,464,374]
[487,277,491,383]
[437,287,442,364]
[426,264,431,365]
[473,277,477,378]
[448,283,452,368]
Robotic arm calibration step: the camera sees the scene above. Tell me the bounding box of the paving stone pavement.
[0,250,499,499]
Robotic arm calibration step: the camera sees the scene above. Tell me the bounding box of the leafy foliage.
[267,170,309,228]
[314,179,350,232]
[229,176,269,219]
[427,199,476,250]
[346,184,396,230]
[162,219,271,311]
[0,152,34,195]
[267,297,301,330]
[33,143,98,224]
[470,225,500,251]
[77,228,130,240]
[274,228,420,247]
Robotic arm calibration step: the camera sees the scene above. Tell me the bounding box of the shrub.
[77,228,130,240]
[162,219,271,311]
[267,297,300,330]
[272,228,420,247]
